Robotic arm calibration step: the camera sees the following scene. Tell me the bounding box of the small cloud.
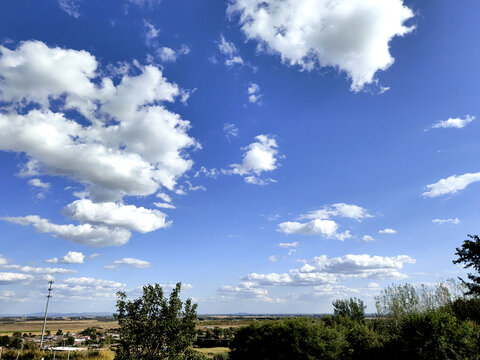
[105,257,151,269]
[362,235,374,242]
[217,35,244,67]
[379,228,396,234]
[157,192,172,203]
[156,45,190,62]
[154,202,176,209]
[223,123,239,140]
[28,178,50,190]
[58,0,81,18]
[432,218,460,225]
[194,167,218,179]
[278,241,299,248]
[144,20,160,46]
[423,172,480,198]
[247,82,262,104]
[429,115,475,130]
[89,253,100,259]
[223,134,280,185]
[46,251,85,264]
[269,255,278,262]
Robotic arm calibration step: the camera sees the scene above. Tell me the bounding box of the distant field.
[0,316,264,335]
[0,319,117,335]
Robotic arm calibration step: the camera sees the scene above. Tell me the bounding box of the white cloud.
[55,276,126,300]
[3,215,131,247]
[129,0,161,7]
[430,115,475,129]
[186,181,206,192]
[379,228,396,234]
[154,202,176,209]
[156,45,190,63]
[105,257,151,269]
[0,272,34,284]
[2,264,76,274]
[243,254,415,287]
[144,20,160,45]
[156,192,172,203]
[194,166,219,178]
[218,36,244,67]
[362,235,374,242]
[228,0,415,91]
[58,0,81,18]
[224,134,279,184]
[432,218,460,225]
[0,255,8,266]
[62,199,171,233]
[247,82,262,104]
[223,123,239,139]
[300,203,372,221]
[423,172,480,198]
[218,281,275,302]
[268,255,278,262]
[0,41,197,200]
[278,219,338,237]
[89,253,100,259]
[28,178,50,190]
[0,290,26,302]
[278,241,299,248]
[62,277,125,288]
[50,251,85,264]
[278,203,370,240]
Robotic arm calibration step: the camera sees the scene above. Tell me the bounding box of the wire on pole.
[40,280,54,350]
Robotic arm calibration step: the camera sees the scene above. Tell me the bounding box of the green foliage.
[332,297,366,322]
[393,310,480,359]
[375,282,454,320]
[341,323,381,360]
[212,353,229,360]
[81,327,98,340]
[0,334,11,346]
[229,318,345,360]
[182,349,208,360]
[114,282,197,360]
[454,234,480,296]
[448,297,480,323]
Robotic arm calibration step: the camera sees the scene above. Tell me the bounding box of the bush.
[392,310,480,360]
[229,318,345,360]
[449,297,480,323]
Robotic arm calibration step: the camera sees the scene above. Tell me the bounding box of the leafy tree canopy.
[453,234,480,296]
[114,282,197,360]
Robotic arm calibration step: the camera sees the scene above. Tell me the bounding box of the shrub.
[229,318,345,360]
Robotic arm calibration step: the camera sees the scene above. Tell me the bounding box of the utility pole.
[40,280,54,350]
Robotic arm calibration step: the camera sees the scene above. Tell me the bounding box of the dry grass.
[194,347,230,357]
[88,349,115,360]
[0,319,117,335]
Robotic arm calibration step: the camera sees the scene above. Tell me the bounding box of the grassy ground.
[194,347,230,358]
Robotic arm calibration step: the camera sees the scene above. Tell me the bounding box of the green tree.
[333,297,366,322]
[375,283,420,319]
[114,282,197,360]
[229,318,345,360]
[453,234,480,295]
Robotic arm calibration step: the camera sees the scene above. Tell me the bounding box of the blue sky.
[0,0,479,314]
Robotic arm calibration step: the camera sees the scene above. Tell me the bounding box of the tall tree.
[453,234,480,296]
[332,297,366,322]
[114,283,197,360]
